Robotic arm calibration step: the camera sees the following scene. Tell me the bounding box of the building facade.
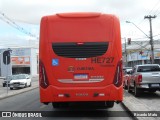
[122,40,160,67]
[0,47,38,77]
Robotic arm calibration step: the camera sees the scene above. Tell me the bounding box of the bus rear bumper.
[40,84,123,103]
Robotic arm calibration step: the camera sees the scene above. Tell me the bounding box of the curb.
[0,85,39,100]
[122,90,158,120]
[121,102,138,120]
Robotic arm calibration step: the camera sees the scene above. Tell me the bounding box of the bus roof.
[56,12,101,18]
[41,13,119,43]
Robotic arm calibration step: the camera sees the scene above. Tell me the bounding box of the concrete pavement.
[122,90,160,120]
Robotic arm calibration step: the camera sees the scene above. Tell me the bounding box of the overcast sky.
[0,0,160,47]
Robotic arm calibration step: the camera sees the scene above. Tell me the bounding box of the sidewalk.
[122,90,159,120]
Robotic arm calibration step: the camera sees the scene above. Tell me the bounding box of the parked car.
[9,74,31,90]
[127,64,160,97]
[2,75,12,87]
[123,67,132,89]
[123,67,132,71]
[123,69,132,89]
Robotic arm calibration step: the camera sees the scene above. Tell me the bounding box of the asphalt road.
[0,88,135,120]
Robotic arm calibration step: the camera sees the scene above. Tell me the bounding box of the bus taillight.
[113,60,123,87]
[39,61,49,88]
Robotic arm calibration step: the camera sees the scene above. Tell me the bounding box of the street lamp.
[126,21,150,39]
[126,21,150,38]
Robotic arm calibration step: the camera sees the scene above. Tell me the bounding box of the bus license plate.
[151,84,159,87]
[74,74,88,80]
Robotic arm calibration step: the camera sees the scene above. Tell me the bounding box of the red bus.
[39,12,123,108]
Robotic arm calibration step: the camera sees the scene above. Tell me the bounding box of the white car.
[10,74,31,90]
[2,75,12,87]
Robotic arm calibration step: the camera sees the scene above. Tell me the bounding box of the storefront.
[0,47,38,77]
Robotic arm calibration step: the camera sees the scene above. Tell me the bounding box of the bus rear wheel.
[52,102,69,109]
[52,102,60,109]
[105,101,114,108]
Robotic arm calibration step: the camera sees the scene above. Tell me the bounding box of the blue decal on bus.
[52,59,59,66]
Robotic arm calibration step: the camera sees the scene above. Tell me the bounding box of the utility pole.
[144,15,156,64]
[124,38,128,66]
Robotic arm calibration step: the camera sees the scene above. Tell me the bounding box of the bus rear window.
[52,42,108,58]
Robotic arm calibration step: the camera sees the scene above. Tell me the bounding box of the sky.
[0,0,160,48]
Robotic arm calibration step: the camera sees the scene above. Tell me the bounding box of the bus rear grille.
[52,42,108,58]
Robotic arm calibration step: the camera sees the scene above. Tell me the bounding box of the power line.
[123,33,160,42]
[155,10,160,16]
[135,33,160,39]
[153,33,160,37]
[138,0,160,25]
[148,0,160,14]
[0,11,39,40]
[131,37,149,41]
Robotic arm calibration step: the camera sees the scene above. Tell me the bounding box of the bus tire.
[52,102,60,109]
[106,101,114,108]
[61,102,69,108]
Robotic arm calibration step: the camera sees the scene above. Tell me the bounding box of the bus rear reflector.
[39,61,49,89]
[113,60,123,87]
[77,42,84,45]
